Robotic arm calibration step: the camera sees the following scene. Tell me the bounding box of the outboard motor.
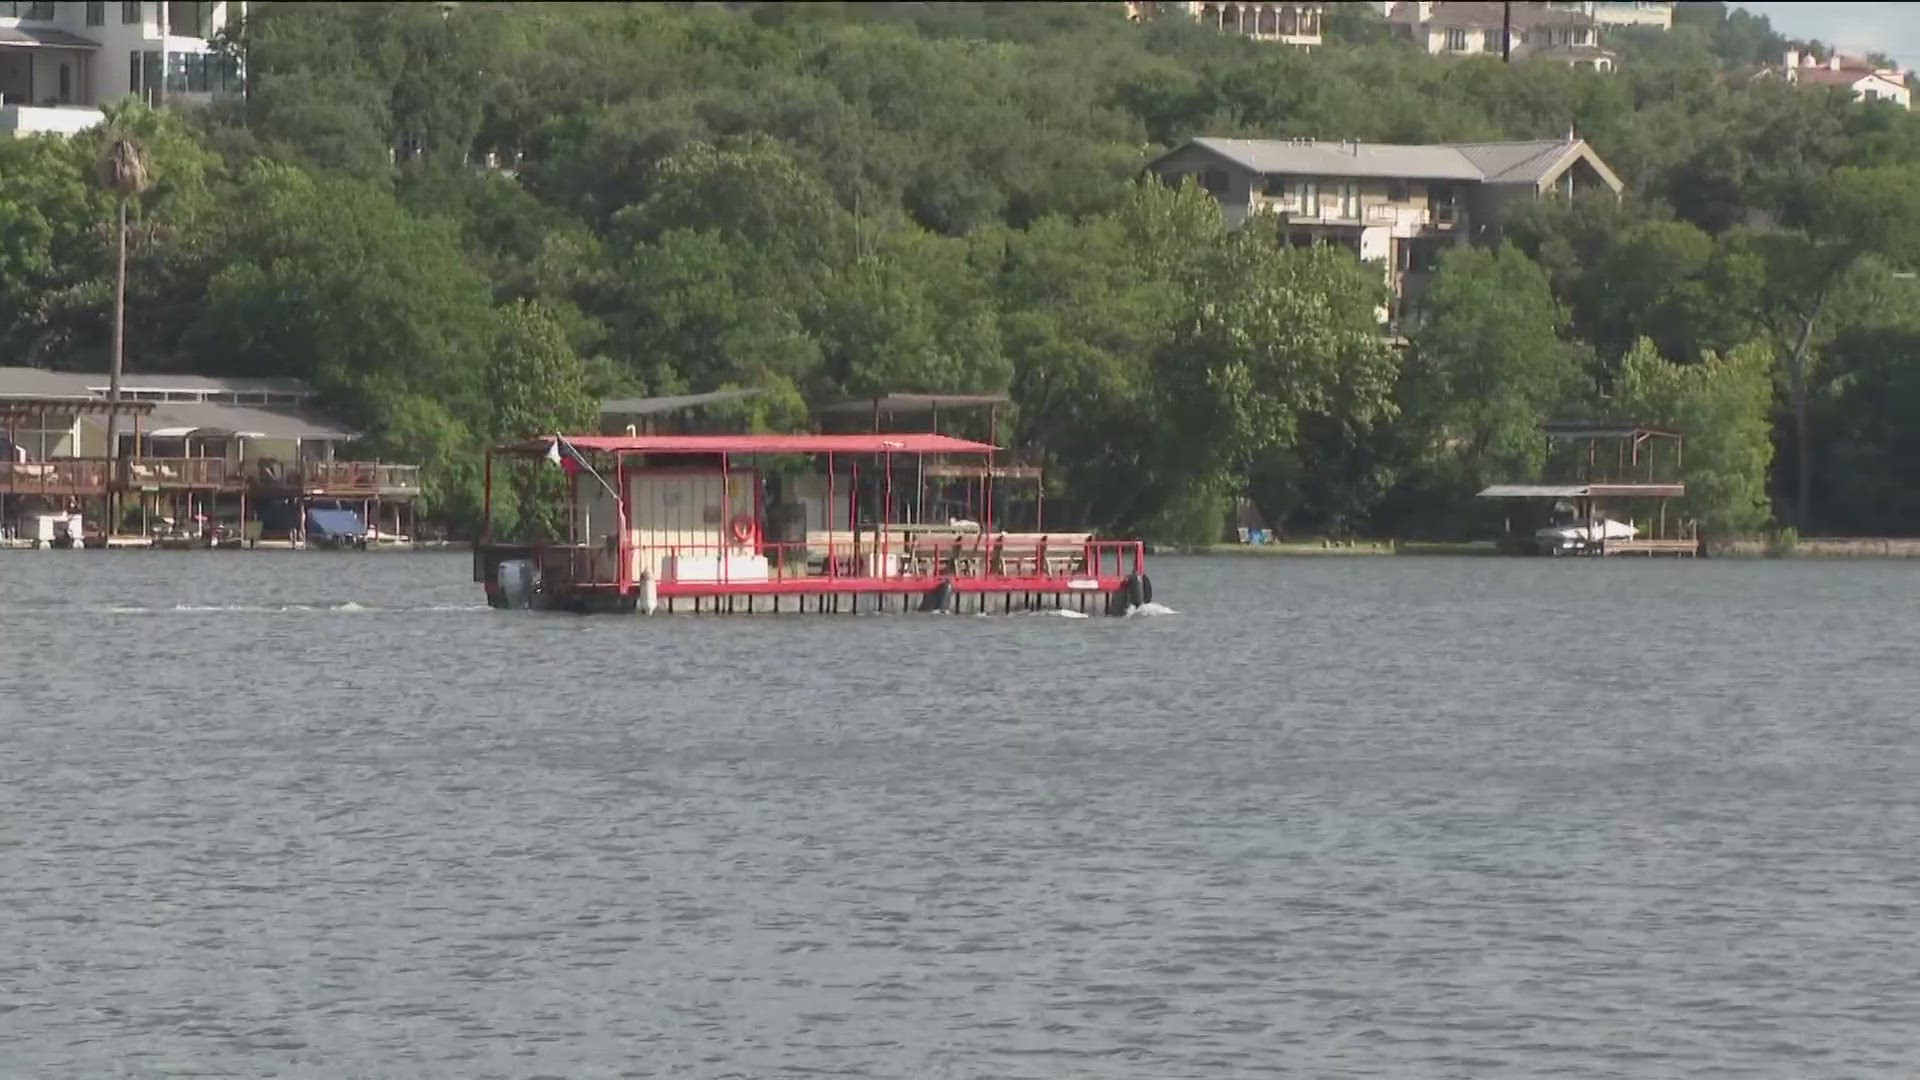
[1109,573,1153,616]
[490,558,539,610]
[918,578,955,614]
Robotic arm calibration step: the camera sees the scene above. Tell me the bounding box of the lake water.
[3,552,1918,1078]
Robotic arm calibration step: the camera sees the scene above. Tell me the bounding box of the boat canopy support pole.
[482,450,493,542]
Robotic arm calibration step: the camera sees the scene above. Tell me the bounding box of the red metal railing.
[497,536,1148,590]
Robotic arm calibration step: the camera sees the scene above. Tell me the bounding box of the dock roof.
[498,432,999,456]
[600,389,766,416]
[815,392,1011,416]
[1479,483,1686,499]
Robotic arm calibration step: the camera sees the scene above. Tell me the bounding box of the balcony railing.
[0,459,112,496]
[249,460,423,494]
[124,457,236,489]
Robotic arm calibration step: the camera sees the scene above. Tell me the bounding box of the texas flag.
[545,433,587,477]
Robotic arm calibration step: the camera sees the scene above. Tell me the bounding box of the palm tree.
[99,135,149,530]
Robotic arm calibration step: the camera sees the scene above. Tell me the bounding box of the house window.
[86,0,105,24]
[1200,168,1230,196]
[1263,174,1287,197]
[1387,179,1410,202]
[1444,27,1469,51]
[167,1,216,38]
[1296,180,1319,216]
[123,1,142,23]
[58,63,69,101]
[23,1,53,19]
[1338,182,1359,219]
[129,49,160,101]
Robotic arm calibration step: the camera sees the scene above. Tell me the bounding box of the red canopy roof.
[496,432,999,456]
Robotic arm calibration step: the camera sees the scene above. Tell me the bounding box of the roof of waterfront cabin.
[137,402,357,441]
[0,366,313,398]
[499,433,999,456]
[0,367,352,440]
[0,395,155,417]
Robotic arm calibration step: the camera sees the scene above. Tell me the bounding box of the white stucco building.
[1,1,244,136]
[1773,49,1913,110]
[1546,1,1672,30]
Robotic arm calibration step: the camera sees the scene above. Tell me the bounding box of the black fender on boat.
[918,578,954,613]
[1137,574,1153,606]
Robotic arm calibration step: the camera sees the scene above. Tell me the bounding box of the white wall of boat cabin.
[606,468,758,579]
[573,472,624,546]
[787,473,853,534]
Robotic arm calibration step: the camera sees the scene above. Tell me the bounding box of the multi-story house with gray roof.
[1145,134,1623,323]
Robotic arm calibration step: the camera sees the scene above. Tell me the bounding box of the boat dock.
[1479,422,1702,558]
[1,368,420,549]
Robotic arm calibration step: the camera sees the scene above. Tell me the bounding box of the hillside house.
[1760,49,1911,110]
[0,1,243,137]
[1125,1,1324,48]
[1387,1,1618,71]
[1146,134,1624,322]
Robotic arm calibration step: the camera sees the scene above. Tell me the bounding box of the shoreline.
[1158,538,1920,560]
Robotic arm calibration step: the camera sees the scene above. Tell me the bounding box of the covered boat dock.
[1478,422,1700,556]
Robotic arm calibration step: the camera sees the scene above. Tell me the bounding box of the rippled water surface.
[3,552,1919,1078]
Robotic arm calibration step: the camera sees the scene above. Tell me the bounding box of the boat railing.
[626,536,1146,585]
[475,535,1147,590]
[536,543,623,591]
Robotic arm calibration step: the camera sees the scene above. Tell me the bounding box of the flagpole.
[552,434,622,507]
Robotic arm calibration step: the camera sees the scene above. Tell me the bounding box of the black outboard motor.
[918,578,954,614]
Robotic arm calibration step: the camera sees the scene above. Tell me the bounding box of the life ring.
[728,514,757,545]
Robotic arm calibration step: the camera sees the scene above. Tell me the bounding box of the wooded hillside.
[6,1,1920,539]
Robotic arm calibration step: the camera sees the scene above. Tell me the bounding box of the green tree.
[1612,336,1775,535]
[1398,245,1583,528]
[184,162,497,518]
[1146,224,1400,542]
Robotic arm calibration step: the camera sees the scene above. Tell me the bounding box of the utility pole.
[1502,1,1513,62]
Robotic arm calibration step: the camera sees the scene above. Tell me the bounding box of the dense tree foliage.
[6,1,1920,538]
